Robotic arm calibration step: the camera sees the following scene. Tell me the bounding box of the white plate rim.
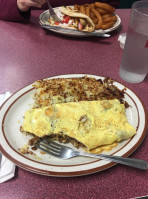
[39,7,121,36]
[0,74,147,177]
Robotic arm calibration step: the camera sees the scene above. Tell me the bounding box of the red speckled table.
[0,9,148,199]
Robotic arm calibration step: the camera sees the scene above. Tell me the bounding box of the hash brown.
[32,76,126,108]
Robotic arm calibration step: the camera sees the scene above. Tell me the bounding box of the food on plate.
[85,6,90,17]
[91,8,102,29]
[74,2,117,30]
[79,5,86,15]
[101,22,115,30]
[103,15,117,23]
[48,6,95,32]
[74,4,79,11]
[95,7,108,15]
[47,2,118,31]
[20,76,136,154]
[102,14,113,20]
[32,76,127,108]
[94,2,115,13]
[22,99,136,151]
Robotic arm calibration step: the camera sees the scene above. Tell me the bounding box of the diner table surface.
[0,8,148,199]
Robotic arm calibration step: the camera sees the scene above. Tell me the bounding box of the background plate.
[39,7,121,36]
[0,74,147,177]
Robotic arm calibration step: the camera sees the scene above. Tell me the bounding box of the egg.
[23,99,136,150]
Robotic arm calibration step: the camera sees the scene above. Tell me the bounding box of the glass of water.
[119,1,148,83]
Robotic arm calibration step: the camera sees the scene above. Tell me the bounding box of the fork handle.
[75,152,148,170]
[46,0,55,15]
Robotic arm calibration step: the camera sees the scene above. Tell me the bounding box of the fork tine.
[39,141,61,157]
[38,145,60,157]
[42,140,62,148]
[40,142,60,153]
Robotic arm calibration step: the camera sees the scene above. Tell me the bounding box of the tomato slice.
[54,22,60,25]
[62,16,70,23]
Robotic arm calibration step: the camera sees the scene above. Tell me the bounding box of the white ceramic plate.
[0,74,147,177]
[39,7,121,37]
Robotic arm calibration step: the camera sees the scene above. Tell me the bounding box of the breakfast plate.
[39,7,121,37]
[0,74,147,177]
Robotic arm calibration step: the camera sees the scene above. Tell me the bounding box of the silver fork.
[46,0,61,22]
[38,140,148,170]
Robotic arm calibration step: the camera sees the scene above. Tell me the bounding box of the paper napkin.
[0,92,16,183]
[0,155,16,183]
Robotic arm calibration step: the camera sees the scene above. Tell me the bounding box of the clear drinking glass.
[119,1,148,83]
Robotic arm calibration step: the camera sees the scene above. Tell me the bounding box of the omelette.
[22,99,136,151]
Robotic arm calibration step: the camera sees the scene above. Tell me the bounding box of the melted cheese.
[23,99,136,150]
